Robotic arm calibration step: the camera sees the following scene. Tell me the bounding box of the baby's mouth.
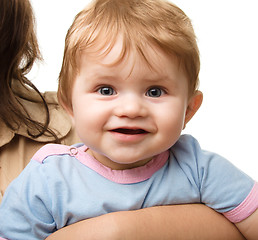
[111,128,148,135]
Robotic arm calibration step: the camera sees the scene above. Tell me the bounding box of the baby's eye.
[146,87,164,98]
[98,86,115,96]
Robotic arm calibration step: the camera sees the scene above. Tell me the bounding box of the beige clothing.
[0,84,80,202]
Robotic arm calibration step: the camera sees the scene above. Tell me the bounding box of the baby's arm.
[46,204,244,240]
[236,209,258,240]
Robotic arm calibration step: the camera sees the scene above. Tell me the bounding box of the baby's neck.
[86,148,153,170]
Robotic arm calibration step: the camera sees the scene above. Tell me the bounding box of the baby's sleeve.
[222,182,258,222]
[0,160,56,240]
[191,137,258,223]
[173,135,258,223]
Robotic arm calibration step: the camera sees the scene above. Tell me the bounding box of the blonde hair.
[58,0,200,110]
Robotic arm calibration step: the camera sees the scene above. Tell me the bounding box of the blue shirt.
[0,134,257,240]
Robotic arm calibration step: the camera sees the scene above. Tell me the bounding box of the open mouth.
[111,128,148,135]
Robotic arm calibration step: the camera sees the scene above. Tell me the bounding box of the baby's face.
[69,39,191,170]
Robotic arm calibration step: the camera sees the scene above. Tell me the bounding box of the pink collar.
[33,144,169,184]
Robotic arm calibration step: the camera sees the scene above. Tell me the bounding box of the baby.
[0,0,257,239]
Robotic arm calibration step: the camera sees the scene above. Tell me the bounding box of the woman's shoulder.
[0,87,80,200]
[1,85,80,148]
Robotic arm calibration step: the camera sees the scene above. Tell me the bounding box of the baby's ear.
[183,90,203,129]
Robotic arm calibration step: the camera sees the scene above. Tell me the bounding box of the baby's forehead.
[80,36,181,73]
[78,39,188,90]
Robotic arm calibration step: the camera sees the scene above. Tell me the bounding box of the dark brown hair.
[0,0,57,139]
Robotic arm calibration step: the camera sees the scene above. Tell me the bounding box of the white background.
[30,0,258,180]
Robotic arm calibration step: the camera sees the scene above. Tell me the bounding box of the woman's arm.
[236,208,258,240]
[46,204,245,240]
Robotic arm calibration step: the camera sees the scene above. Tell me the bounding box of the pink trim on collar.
[32,144,88,163]
[32,144,70,163]
[75,149,169,184]
[32,143,169,184]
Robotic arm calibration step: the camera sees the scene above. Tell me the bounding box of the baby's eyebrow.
[88,68,179,87]
[144,76,171,82]
[143,76,178,85]
[88,72,119,82]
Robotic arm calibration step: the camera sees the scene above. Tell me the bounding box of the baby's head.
[58,0,203,169]
[58,0,200,111]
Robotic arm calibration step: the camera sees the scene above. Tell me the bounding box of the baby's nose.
[114,94,147,118]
